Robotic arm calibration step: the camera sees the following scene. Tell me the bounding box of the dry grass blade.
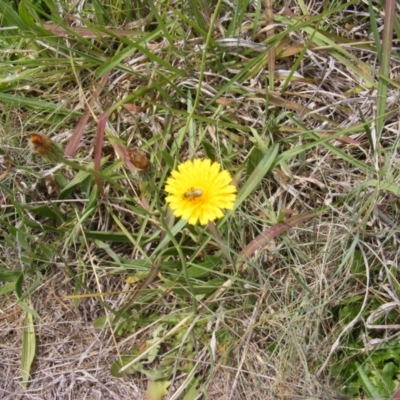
[64,73,109,157]
[264,0,275,90]
[93,113,108,197]
[43,23,142,38]
[240,209,320,258]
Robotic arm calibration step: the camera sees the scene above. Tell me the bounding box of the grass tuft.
[1,0,400,399]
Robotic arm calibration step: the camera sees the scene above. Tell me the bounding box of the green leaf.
[357,363,383,399]
[140,365,173,381]
[236,143,279,207]
[382,362,396,394]
[0,281,16,295]
[18,0,38,26]
[350,250,366,278]
[246,147,265,178]
[359,180,400,196]
[146,379,171,400]
[58,158,113,200]
[21,306,36,388]
[201,139,217,161]
[182,376,201,400]
[15,273,24,299]
[187,256,224,278]
[0,0,31,29]
[146,325,165,363]
[161,150,176,170]
[58,170,93,200]
[93,315,107,330]
[110,356,137,377]
[23,204,64,224]
[0,269,23,282]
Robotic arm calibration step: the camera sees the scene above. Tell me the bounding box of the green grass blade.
[375,0,396,140]
[21,305,36,389]
[235,144,279,208]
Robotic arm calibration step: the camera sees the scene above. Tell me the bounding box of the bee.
[183,188,203,199]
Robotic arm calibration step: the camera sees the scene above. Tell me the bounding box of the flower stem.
[207,221,232,262]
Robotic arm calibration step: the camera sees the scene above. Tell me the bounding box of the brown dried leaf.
[43,23,141,38]
[64,73,109,157]
[122,104,150,113]
[240,210,317,258]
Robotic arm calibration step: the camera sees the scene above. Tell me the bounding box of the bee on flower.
[183,188,203,199]
[164,158,237,225]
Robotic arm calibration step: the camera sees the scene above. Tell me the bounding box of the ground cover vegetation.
[1,0,400,398]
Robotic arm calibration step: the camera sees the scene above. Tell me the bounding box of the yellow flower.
[165,159,237,225]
